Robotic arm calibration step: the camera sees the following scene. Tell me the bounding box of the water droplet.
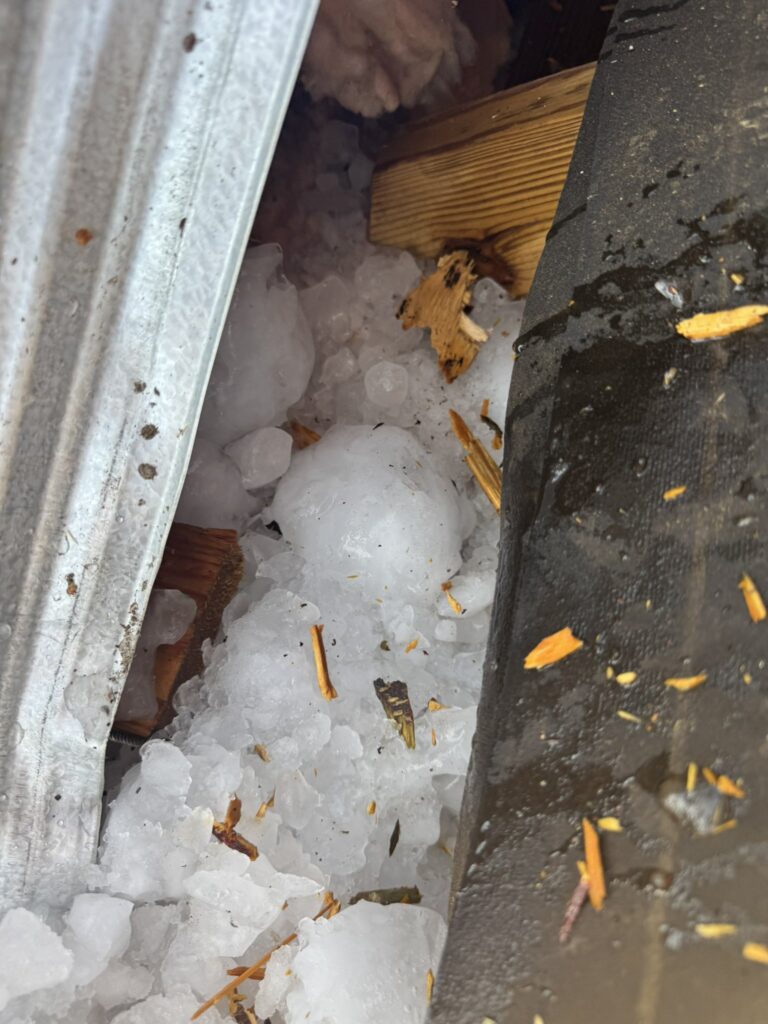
[0,623,11,641]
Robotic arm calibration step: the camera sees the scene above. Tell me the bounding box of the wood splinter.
[212,797,259,861]
[310,624,338,700]
[449,409,502,512]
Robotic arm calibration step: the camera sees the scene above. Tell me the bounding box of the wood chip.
[743,942,768,965]
[373,678,416,749]
[582,818,606,911]
[75,227,93,245]
[449,409,502,511]
[663,485,687,501]
[524,626,584,670]
[441,580,464,615]
[212,821,259,861]
[702,766,718,787]
[615,671,637,686]
[431,727,437,746]
[398,251,488,382]
[254,744,271,763]
[427,698,447,711]
[256,794,275,819]
[696,923,737,938]
[712,818,737,834]
[288,419,321,449]
[351,886,422,906]
[426,969,435,1003]
[617,710,642,723]
[405,638,419,653]
[676,305,768,341]
[597,817,622,832]
[224,797,242,831]
[310,624,338,701]
[714,773,746,799]
[739,572,767,622]
[367,800,376,815]
[664,673,707,691]
[730,272,745,285]
[686,762,698,793]
[559,873,590,943]
[389,818,401,856]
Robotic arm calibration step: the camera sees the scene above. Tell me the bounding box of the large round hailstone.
[198,244,315,447]
[272,425,462,601]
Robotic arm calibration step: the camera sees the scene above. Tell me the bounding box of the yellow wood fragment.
[582,818,606,911]
[431,727,437,746]
[730,272,745,285]
[254,744,271,763]
[744,672,753,684]
[616,671,637,686]
[617,710,642,724]
[398,251,488,381]
[663,485,687,501]
[428,698,447,711]
[686,762,698,793]
[743,942,768,965]
[605,666,615,680]
[310,624,338,701]
[576,859,589,881]
[715,774,746,799]
[665,673,707,691]
[441,580,464,616]
[696,923,737,938]
[524,626,584,670]
[675,305,768,341]
[256,793,275,819]
[426,969,435,1003]
[449,409,502,512]
[739,573,767,623]
[367,800,376,816]
[702,766,718,787]
[712,818,737,834]
[597,817,622,832]
[288,419,321,449]
[405,638,419,653]
[533,1016,545,1024]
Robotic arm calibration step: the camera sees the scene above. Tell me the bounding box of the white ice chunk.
[199,245,315,445]
[364,360,409,408]
[183,870,283,931]
[92,962,153,1011]
[284,902,446,1024]
[272,425,462,601]
[140,740,192,800]
[65,893,133,986]
[111,987,199,1024]
[226,426,293,489]
[117,589,196,722]
[0,908,73,1011]
[175,437,255,529]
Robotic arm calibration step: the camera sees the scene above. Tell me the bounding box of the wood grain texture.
[115,522,242,738]
[370,64,595,297]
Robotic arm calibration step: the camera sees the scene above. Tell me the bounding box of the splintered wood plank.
[115,522,243,737]
[370,64,594,298]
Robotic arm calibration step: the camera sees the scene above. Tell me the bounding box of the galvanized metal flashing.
[0,0,318,910]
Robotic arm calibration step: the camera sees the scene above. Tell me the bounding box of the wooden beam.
[369,64,594,298]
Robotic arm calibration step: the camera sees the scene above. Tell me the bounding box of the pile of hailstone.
[0,119,522,1024]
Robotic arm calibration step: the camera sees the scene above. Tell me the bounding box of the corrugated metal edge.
[0,0,318,910]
